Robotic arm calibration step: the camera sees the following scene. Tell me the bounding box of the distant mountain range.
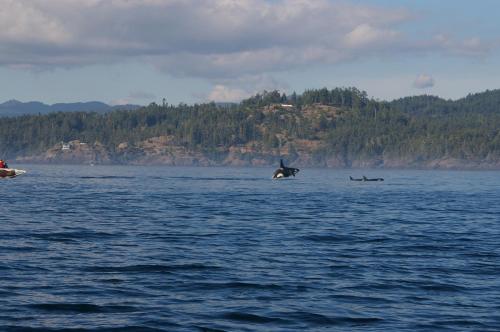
[0,99,142,117]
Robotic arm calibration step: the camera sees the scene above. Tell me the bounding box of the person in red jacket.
[0,160,8,168]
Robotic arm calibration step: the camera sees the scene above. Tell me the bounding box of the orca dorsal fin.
[280,159,285,168]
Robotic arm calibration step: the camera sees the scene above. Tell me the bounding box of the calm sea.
[1,165,499,331]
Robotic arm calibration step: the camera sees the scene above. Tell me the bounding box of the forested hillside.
[1,88,500,168]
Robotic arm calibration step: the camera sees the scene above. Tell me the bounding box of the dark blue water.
[1,165,500,331]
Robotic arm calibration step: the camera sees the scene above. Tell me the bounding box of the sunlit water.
[1,165,500,331]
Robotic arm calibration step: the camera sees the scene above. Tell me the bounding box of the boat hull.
[0,168,26,178]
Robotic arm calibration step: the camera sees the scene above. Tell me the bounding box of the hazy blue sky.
[1,0,500,105]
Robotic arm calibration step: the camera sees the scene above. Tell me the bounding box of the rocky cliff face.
[14,136,313,166]
[16,140,112,164]
[14,136,500,169]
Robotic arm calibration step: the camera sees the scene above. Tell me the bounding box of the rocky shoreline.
[13,139,500,170]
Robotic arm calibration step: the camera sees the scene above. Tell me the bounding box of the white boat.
[0,168,27,178]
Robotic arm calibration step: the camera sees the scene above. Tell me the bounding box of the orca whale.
[273,159,299,179]
[363,176,384,181]
[350,175,384,182]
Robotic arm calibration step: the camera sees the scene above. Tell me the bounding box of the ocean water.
[1,165,499,331]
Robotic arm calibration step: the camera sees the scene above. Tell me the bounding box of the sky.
[1,0,500,105]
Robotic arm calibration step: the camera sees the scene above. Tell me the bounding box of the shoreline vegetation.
[2,88,500,170]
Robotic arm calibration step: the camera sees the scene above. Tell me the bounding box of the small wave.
[5,327,167,332]
[416,319,490,330]
[332,294,395,304]
[4,264,50,272]
[194,326,228,332]
[343,282,416,291]
[221,312,289,324]
[398,244,460,252]
[78,176,136,179]
[84,263,220,273]
[0,245,39,252]
[168,176,263,181]
[420,282,466,292]
[328,264,358,270]
[463,251,500,258]
[287,311,383,326]
[435,319,490,327]
[302,234,357,243]
[152,233,218,241]
[0,290,19,297]
[191,282,283,291]
[31,231,121,243]
[359,237,391,243]
[27,303,138,314]
[97,278,125,284]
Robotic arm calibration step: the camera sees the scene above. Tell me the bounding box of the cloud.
[0,0,411,72]
[207,85,249,102]
[344,24,400,49]
[205,74,289,102]
[0,0,70,44]
[430,34,493,56]
[413,74,435,89]
[0,0,497,96]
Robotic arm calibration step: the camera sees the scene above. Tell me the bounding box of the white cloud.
[0,0,412,72]
[204,74,289,102]
[0,0,497,95]
[207,85,249,102]
[413,74,435,89]
[0,0,70,44]
[344,24,400,48]
[428,34,493,57]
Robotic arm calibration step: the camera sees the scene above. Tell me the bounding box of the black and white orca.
[350,175,384,182]
[362,175,384,181]
[273,159,299,179]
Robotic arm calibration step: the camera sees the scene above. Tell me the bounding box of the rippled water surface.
[1,165,500,331]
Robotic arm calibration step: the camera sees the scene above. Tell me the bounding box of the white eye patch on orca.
[272,159,299,179]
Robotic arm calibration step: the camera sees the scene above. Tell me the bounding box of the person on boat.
[0,160,8,168]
